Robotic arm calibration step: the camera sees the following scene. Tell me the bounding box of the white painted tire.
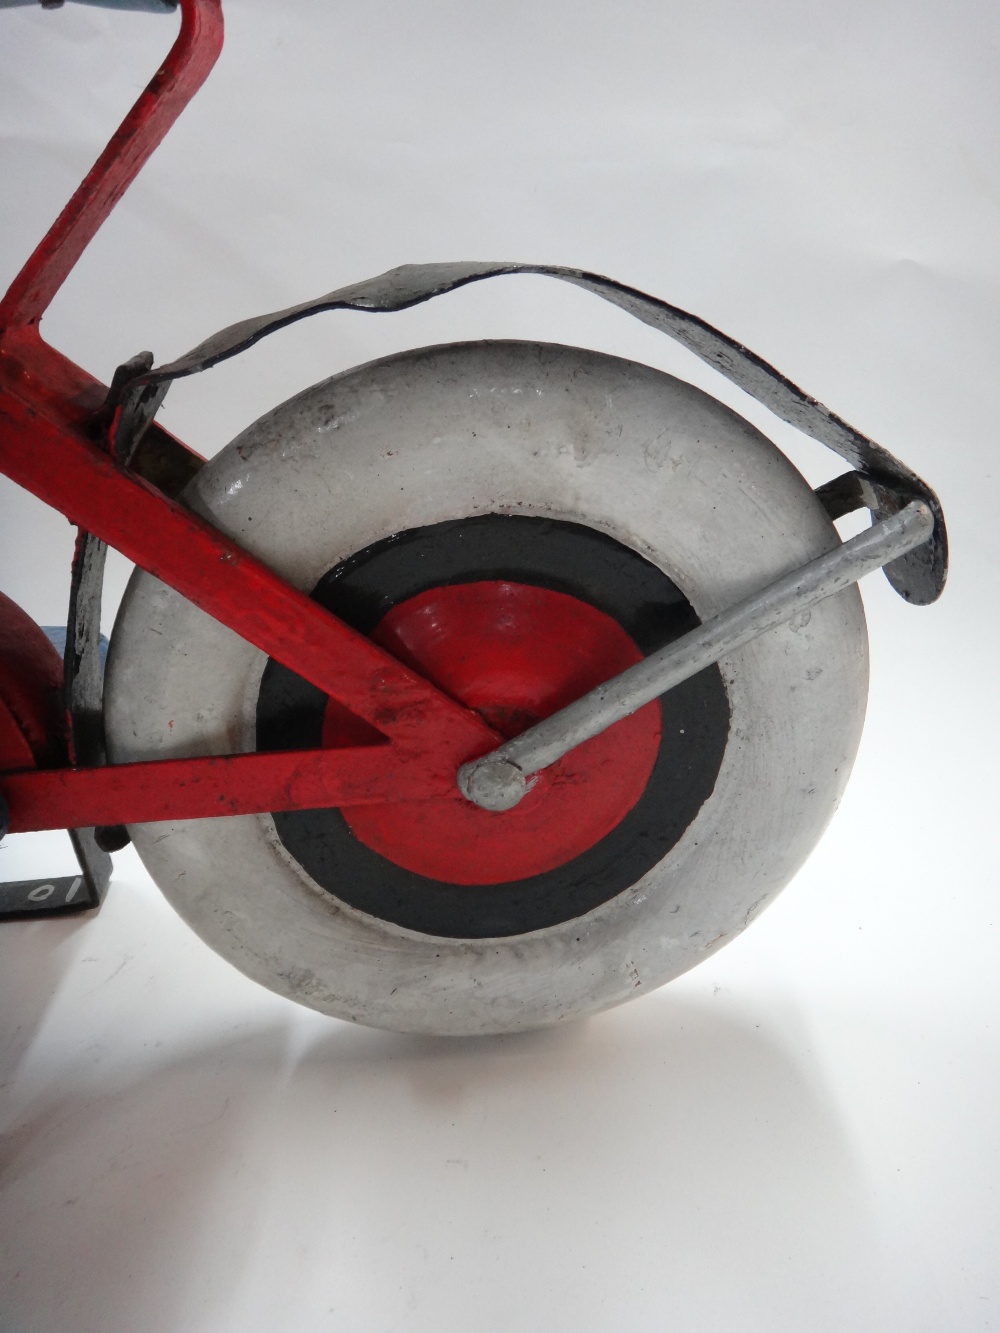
[105,341,868,1035]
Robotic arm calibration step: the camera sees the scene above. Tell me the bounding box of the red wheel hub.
[322,581,661,885]
[0,590,67,772]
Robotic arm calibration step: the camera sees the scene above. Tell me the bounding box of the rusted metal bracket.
[815,470,875,521]
[102,351,203,496]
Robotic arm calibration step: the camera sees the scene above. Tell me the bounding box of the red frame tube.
[0,0,494,830]
[2,746,459,835]
[0,394,498,758]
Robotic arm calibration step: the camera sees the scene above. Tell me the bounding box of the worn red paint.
[0,593,67,772]
[0,0,224,332]
[0,0,656,870]
[328,583,662,884]
[0,0,506,834]
[2,745,459,834]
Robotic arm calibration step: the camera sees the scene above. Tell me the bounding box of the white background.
[1,2,998,1329]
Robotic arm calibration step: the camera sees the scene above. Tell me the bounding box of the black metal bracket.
[64,359,157,867]
[0,376,137,920]
[0,794,111,921]
[0,532,115,920]
[0,825,110,920]
[0,534,120,920]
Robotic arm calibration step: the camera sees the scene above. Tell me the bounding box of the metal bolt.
[457,757,528,812]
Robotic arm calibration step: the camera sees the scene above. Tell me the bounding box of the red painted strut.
[0,0,502,833]
[1,747,461,835]
[0,393,499,761]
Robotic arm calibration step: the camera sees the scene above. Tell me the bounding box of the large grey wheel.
[105,341,868,1035]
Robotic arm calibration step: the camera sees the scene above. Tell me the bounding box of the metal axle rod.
[458,500,935,811]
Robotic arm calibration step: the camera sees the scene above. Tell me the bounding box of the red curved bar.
[0,0,224,333]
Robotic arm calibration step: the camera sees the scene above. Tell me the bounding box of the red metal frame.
[0,0,497,834]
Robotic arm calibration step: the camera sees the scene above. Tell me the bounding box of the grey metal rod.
[458,500,934,811]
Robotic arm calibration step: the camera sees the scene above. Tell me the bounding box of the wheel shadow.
[0,993,886,1333]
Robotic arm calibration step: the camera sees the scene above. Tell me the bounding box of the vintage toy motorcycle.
[0,0,947,1033]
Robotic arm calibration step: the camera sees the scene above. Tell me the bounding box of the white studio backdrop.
[1,2,998,1330]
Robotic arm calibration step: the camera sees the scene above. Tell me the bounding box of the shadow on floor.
[0,993,886,1333]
